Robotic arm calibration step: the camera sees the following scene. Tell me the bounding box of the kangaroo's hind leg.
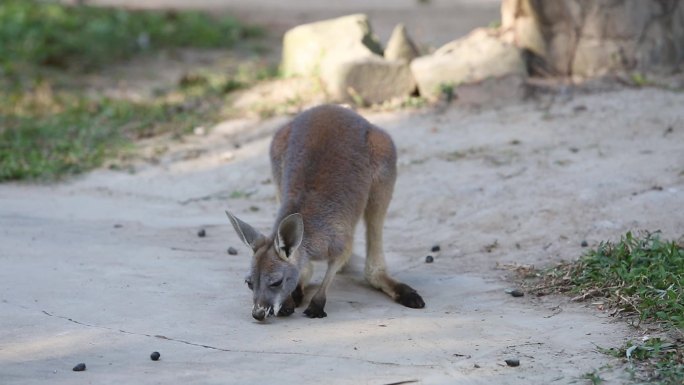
[364,130,425,309]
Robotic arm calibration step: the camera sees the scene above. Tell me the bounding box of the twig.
[571,288,605,302]
[506,342,544,348]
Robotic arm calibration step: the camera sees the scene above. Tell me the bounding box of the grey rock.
[281,14,417,104]
[384,23,420,63]
[410,28,526,99]
[281,14,383,78]
[324,56,416,105]
[500,0,684,76]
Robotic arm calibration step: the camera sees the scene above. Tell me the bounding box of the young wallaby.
[226,104,424,321]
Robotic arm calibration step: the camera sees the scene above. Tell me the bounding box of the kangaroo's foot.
[303,297,327,318]
[394,283,425,309]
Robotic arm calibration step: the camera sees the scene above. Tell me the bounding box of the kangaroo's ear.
[275,213,303,260]
[225,211,265,252]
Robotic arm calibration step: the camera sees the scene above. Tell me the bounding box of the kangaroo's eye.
[269,279,283,288]
[245,279,253,290]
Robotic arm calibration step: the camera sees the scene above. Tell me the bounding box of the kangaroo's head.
[225,211,304,321]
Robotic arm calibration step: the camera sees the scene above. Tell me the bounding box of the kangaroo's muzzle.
[252,305,274,321]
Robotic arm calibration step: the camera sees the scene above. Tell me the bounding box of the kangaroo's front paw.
[395,283,425,309]
[278,296,296,317]
[291,285,304,307]
[303,298,327,318]
[278,306,294,317]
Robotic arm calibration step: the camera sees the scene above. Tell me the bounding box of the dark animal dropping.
[197,229,206,237]
[509,289,524,297]
[431,245,440,252]
[581,240,588,247]
[72,363,86,371]
[227,247,238,255]
[425,255,434,263]
[505,358,520,367]
[150,351,160,361]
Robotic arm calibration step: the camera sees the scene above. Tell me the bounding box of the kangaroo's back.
[270,104,395,258]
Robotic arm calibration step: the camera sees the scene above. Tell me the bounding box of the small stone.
[431,245,441,252]
[425,255,434,263]
[197,229,206,238]
[113,224,123,228]
[72,363,86,371]
[581,240,588,247]
[227,247,238,255]
[505,358,520,367]
[150,351,160,361]
[474,363,481,368]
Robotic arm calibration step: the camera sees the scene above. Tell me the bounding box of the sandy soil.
[2,86,683,384]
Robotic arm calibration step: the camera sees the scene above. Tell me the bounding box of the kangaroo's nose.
[252,308,266,321]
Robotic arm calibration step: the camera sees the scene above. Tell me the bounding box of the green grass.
[0,0,271,181]
[537,231,683,328]
[581,371,604,385]
[599,338,683,385]
[529,231,683,384]
[0,86,219,180]
[0,0,262,75]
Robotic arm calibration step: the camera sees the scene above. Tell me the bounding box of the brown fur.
[228,104,424,320]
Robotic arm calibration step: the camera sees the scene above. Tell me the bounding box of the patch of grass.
[488,20,502,29]
[229,190,255,199]
[0,0,263,75]
[178,63,279,96]
[630,72,650,87]
[438,82,455,103]
[533,231,684,328]
[528,231,683,384]
[0,83,219,180]
[0,1,273,181]
[581,370,604,385]
[602,338,683,385]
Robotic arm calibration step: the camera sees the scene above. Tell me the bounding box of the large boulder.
[500,0,684,76]
[281,14,383,78]
[324,56,416,105]
[410,28,526,99]
[282,14,417,104]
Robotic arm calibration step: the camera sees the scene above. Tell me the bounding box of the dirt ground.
[2,1,684,385]
[2,87,683,384]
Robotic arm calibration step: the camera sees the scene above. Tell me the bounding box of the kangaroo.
[226,104,425,321]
